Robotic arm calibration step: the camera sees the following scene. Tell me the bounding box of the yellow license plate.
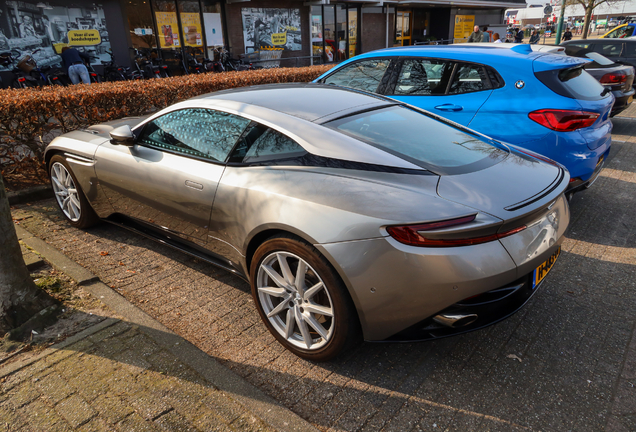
[532,247,561,289]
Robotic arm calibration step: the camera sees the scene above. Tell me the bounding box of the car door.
[385,58,494,126]
[94,108,251,247]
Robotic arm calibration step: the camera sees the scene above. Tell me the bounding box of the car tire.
[49,155,99,229]
[250,235,361,361]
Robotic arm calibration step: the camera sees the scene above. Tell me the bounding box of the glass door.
[395,11,412,46]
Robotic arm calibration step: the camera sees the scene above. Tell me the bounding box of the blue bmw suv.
[315,45,614,195]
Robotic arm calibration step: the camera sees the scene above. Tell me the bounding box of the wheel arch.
[243,225,365,337]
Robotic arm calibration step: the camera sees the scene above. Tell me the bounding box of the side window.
[228,124,306,164]
[605,28,620,38]
[393,59,453,96]
[596,42,623,57]
[616,25,636,38]
[323,59,390,93]
[138,109,250,162]
[623,42,636,58]
[448,64,490,94]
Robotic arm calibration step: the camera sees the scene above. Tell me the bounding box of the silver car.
[45,84,570,361]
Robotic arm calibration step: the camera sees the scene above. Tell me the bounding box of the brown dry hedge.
[0,65,333,174]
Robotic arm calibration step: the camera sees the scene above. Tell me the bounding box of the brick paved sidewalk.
[7,116,636,431]
[1,320,277,432]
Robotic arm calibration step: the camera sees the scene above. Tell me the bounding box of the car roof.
[349,45,588,72]
[191,83,395,122]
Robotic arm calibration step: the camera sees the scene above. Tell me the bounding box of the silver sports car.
[45,84,569,361]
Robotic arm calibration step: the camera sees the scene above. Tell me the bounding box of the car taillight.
[17,77,26,82]
[90,73,97,77]
[528,109,599,132]
[600,70,627,85]
[386,215,526,247]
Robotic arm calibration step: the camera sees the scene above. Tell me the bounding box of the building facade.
[0,0,523,77]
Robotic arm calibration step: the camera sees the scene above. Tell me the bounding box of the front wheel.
[49,155,99,228]
[250,236,361,361]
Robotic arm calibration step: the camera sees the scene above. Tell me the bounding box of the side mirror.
[110,125,135,146]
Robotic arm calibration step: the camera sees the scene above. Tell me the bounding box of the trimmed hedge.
[0,65,333,176]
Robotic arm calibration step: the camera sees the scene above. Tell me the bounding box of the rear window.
[565,46,615,67]
[326,106,507,175]
[535,66,608,100]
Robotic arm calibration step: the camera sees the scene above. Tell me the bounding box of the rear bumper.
[567,144,610,193]
[610,89,635,116]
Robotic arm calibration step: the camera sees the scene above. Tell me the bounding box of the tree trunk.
[582,5,594,39]
[0,174,54,335]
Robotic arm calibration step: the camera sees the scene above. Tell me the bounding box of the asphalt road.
[10,116,636,431]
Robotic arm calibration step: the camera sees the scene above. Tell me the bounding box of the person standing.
[492,32,503,43]
[529,29,540,44]
[61,47,91,85]
[481,26,490,42]
[514,28,524,43]
[563,28,573,41]
[467,25,484,43]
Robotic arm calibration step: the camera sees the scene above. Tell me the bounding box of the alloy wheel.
[256,251,335,350]
[51,162,82,222]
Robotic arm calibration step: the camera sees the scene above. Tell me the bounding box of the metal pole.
[555,0,567,45]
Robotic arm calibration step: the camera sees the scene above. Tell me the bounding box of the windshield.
[326,106,508,175]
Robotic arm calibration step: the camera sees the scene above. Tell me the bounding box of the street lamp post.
[555,0,567,44]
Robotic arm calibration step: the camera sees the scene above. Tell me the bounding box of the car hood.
[436,149,568,221]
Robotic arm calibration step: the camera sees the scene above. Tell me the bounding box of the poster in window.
[241,8,302,52]
[203,13,224,46]
[155,11,180,48]
[180,12,202,47]
[0,1,112,69]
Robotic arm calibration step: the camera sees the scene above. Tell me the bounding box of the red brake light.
[528,109,599,132]
[386,216,526,247]
[600,70,627,85]
[90,73,97,77]
[18,77,26,82]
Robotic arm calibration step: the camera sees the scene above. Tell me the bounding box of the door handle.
[434,104,463,112]
[185,180,203,190]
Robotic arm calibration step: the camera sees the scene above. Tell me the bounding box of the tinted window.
[323,59,390,93]
[449,64,490,94]
[595,42,623,57]
[536,66,607,100]
[139,109,250,162]
[229,124,306,164]
[393,59,453,95]
[565,46,615,67]
[326,106,506,173]
[623,42,636,58]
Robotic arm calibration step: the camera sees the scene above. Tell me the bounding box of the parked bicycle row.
[0,46,254,89]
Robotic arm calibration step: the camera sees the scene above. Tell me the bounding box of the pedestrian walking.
[467,25,484,43]
[61,47,91,85]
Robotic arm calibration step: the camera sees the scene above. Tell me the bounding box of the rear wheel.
[49,155,99,228]
[250,235,360,361]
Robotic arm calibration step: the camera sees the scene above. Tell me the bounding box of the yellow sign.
[453,15,475,39]
[271,32,287,46]
[180,12,202,47]
[67,30,101,46]
[156,12,180,48]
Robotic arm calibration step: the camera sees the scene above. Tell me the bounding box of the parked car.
[602,22,633,37]
[561,38,636,70]
[45,84,570,361]
[563,45,635,116]
[315,45,613,194]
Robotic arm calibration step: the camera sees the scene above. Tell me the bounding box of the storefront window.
[126,0,157,49]
[178,0,202,55]
[201,0,223,59]
[311,5,322,63]
[336,5,346,62]
[323,5,335,62]
[0,1,112,71]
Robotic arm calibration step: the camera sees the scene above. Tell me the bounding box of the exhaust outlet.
[433,313,478,329]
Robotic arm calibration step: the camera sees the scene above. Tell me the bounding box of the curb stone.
[7,184,52,206]
[11,223,319,432]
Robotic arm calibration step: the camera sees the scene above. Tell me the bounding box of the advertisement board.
[454,15,475,39]
[155,11,180,48]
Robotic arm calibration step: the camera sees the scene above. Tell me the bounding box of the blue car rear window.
[326,106,508,175]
